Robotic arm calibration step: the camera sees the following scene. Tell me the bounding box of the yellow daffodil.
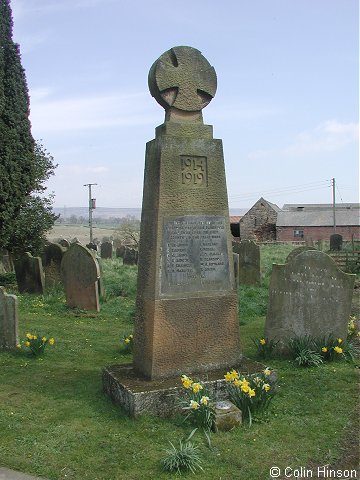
[334,346,343,354]
[337,338,343,344]
[16,344,21,349]
[190,400,199,410]
[200,396,209,405]
[181,375,193,389]
[42,337,47,342]
[263,368,271,376]
[357,331,360,337]
[241,384,250,393]
[322,347,328,353]
[25,341,30,347]
[124,338,130,344]
[234,378,242,387]
[260,338,266,345]
[263,383,271,392]
[224,369,239,382]
[33,335,37,340]
[192,383,203,394]
[26,333,32,339]
[129,334,133,339]
[248,388,256,398]
[49,338,55,345]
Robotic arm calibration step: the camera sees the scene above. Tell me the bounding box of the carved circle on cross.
[148,46,217,112]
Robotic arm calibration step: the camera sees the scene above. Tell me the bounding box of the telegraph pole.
[332,177,336,233]
[83,183,97,243]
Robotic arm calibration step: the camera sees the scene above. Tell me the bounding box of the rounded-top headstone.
[148,46,217,113]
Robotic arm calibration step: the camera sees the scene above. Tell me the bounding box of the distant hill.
[54,207,248,220]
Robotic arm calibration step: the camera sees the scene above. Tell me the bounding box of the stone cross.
[0,287,19,349]
[149,46,217,117]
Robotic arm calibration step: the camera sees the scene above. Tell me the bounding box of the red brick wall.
[276,226,360,242]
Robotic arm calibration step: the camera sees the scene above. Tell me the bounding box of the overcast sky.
[11,0,359,209]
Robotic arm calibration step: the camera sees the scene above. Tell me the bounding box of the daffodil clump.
[252,337,279,359]
[180,375,215,432]
[121,334,133,353]
[18,333,55,356]
[347,315,360,340]
[224,368,276,423]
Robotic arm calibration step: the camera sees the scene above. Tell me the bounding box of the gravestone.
[58,239,70,248]
[316,239,325,251]
[1,250,14,272]
[0,287,19,349]
[14,252,45,294]
[61,244,100,311]
[330,234,343,251]
[86,242,98,252]
[233,253,239,286]
[116,245,126,258]
[123,247,137,265]
[133,46,240,379]
[233,240,260,286]
[265,250,355,345]
[100,241,113,259]
[286,246,317,263]
[43,243,65,288]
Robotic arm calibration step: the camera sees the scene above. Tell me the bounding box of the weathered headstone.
[86,242,98,252]
[61,244,100,311]
[14,252,45,294]
[43,243,65,288]
[133,46,240,379]
[0,287,19,349]
[233,240,260,286]
[233,253,239,286]
[330,233,343,251]
[100,241,113,259]
[265,250,355,345]
[1,250,14,272]
[116,245,126,258]
[286,246,317,263]
[123,247,137,265]
[58,239,70,248]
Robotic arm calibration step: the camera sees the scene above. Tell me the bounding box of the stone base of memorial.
[102,358,264,418]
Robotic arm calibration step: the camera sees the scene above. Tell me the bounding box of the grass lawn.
[0,245,358,479]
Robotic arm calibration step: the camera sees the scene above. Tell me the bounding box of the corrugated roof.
[282,203,359,211]
[277,209,360,227]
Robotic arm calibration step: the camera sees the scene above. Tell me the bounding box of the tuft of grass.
[161,440,203,475]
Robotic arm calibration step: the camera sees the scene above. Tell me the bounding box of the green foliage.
[251,337,279,359]
[224,368,277,424]
[0,1,57,253]
[294,349,323,367]
[161,440,203,475]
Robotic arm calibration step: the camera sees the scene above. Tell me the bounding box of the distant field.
[47,224,118,244]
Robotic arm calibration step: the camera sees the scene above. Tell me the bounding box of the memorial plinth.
[134,46,241,380]
[103,46,241,415]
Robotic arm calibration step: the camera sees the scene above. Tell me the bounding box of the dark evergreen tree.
[0,0,57,254]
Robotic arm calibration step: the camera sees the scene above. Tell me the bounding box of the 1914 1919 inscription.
[161,215,231,295]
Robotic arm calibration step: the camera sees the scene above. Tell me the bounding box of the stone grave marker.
[14,252,45,294]
[265,250,355,345]
[233,240,260,286]
[61,243,100,311]
[233,253,239,286]
[123,247,138,265]
[0,287,19,349]
[100,241,113,259]
[43,243,65,288]
[286,245,317,263]
[86,242,98,252]
[1,250,14,272]
[132,45,240,379]
[116,245,126,258]
[58,239,70,248]
[330,233,343,251]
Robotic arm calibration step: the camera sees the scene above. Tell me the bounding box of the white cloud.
[248,120,358,160]
[29,90,158,133]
